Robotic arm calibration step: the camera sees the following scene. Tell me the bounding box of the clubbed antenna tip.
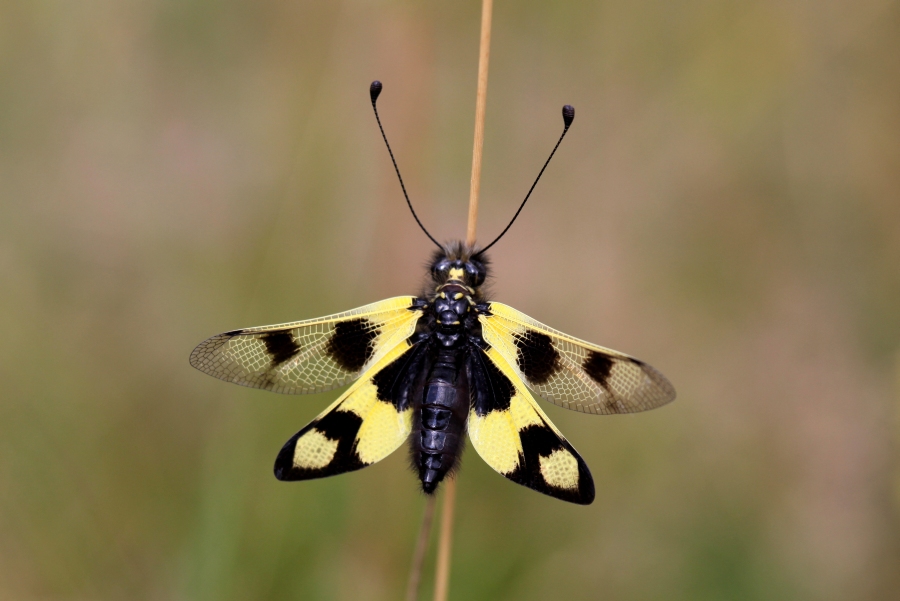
[370,80,383,104]
[474,104,577,257]
[368,81,442,250]
[562,104,574,128]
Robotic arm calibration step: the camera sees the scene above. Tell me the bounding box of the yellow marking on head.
[448,267,464,280]
[356,403,412,464]
[293,429,339,469]
[440,292,446,298]
[539,448,580,489]
[453,292,464,300]
[468,410,521,474]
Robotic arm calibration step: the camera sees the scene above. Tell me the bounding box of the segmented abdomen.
[413,351,469,493]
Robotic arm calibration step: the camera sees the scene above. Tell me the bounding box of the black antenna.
[369,81,442,250]
[475,104,575,256]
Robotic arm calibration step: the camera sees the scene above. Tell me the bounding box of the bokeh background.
[2,1,899,599]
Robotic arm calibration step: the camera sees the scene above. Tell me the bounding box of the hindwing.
[479,303,675,415]
[467,347,595,504]
[274,340,427,480]
[190,297,422,395]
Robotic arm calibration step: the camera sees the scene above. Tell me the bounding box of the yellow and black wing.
[479,303,675,415]
[467,346,594,504]
[274,339,427,480]
[190,297,423,395]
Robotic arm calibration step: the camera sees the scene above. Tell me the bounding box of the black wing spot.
[372,343,429,410]
[514,332,560,385]
[314,410,363,441]
[519,423,564,456]
[273,410,366,480]
[326,318,378,372]
[583,351,614,388]
[469,352,515,416]
[262,331,301,367]
[508,424,595,505]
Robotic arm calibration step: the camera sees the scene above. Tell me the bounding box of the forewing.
[190,297,422,394]
[274,339,426,480]
[479,302,675,415]
[467,346,595,504]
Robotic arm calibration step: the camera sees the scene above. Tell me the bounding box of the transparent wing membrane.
[190,297,422,394]
[479,303,675,415]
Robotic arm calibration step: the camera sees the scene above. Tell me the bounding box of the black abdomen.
[413,348,468,493]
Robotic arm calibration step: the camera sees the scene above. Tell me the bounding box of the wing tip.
[188,332,234,371]
[505,455,596,505]
[187,344,208,371]
[273,436,297,481]
[631,358,677,407]
[568,452,595,504]
[501,422,597,505]
[552,452,595,505]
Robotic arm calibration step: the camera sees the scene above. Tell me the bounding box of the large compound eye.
[465,261,486,286]
[432,259,451,280]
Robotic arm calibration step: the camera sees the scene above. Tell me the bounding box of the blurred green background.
[2,1,899,599]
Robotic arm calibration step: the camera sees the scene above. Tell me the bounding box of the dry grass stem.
[405,495,437,601]
[433,477,458,601]
[433,2,494,599]
[465,0,493,247]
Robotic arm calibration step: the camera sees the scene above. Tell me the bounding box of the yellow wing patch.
[355,392,413,464]
[190,297,422,395]
[468,409,522,475]
[274,341,416,480]
[538,449,580,490]
[480,302,675,415]
[467,347,594,504]
[293,430,340,470]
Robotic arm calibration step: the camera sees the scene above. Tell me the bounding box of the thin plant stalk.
[434,1,494,600]
[433,477,458,601]
[465,0,493,247]
[405,495,437,601]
